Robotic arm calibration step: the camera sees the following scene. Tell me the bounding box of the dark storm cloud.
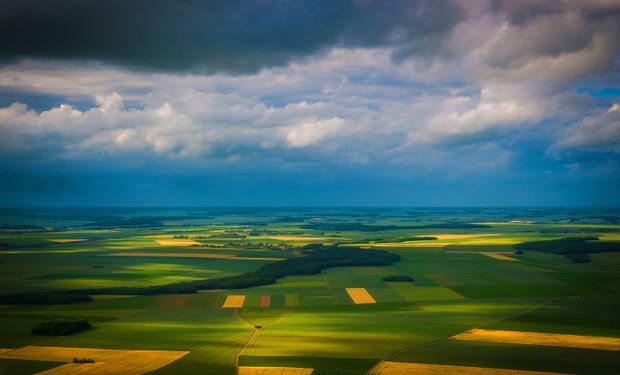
[0,0,461,73]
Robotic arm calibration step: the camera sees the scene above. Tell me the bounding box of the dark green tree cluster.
[514,236,620,263]
[32,319,91,336]
[73,358,95,363]
[382,275,414,282]
[3,246,400,303]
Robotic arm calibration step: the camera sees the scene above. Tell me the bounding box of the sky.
[0,0,619,207]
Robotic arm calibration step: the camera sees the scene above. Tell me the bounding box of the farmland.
[1,207,620,374]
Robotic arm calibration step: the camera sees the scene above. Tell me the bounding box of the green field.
[1,207,620,374]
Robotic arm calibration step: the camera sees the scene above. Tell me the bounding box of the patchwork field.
[453,328,620,351]
[0,346,189,375]
[1,207,620,374]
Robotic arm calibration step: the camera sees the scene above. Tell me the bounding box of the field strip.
[431,234,502,240]
[348,242,449,248]
[104,252,285,261]
[259,295,271,308]
[446,251,515,254]
[285,294,300,307]
[481,252,519,261]
[445,251,518,261]
[371,361,572,375]
[474,221,533,225]
[346,288,376,304]
[0,346,189,375]
[48,239,88,243]
[155,239,200,246]
[268,236,330,241]
[239,366,313,375]
[453,329,620,351]
[223,295,246,308]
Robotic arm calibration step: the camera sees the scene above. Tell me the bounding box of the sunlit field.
[1,207,620,374]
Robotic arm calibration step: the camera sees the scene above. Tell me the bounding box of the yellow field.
[480,252,519,261]
[453,329,620,351]
[345,288,376,304]
[269,236,329,241]
[457,239,521,245]
[239,366,314,375]
[155,239,199,246]
[48,239,87,243]
[446,251,519,261]
[474,221,533,225]
[104,252,285,261]
[371,361,570,374]
[223,295,246,308]
[0,346,189,375]
[431,234,501,240]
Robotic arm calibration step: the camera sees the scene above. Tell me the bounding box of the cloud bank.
[0,0,619,205]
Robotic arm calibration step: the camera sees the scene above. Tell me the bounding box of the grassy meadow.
[1,207,620,374]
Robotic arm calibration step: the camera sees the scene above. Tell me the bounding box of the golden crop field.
[48,239,88,243]
[223,295,246,308]
[371,361,571,375]
[346,288,376,304]
[480,252,519,261]
[453,329,620,351]
[155,239,200,246]
[0,346,189,375]
[238,366,314,375]
[431,234,502,240]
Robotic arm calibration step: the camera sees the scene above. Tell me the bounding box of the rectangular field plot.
[155,239,200,246]
[239,366,313,375]
[386,283,464,302]
[285,294,300,307]
[260,295,272,308]
[301,295,338,306]
[392,336,620,374]
[345,288,376,304]
[0,346,189,375]
[371,361,570,375]
[453,328,620,351]
[223,295,246,308]
[427,273,493,286]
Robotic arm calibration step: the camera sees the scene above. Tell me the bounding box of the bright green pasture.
[240,299,542,371]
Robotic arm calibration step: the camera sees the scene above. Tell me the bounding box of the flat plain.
[1,207,620,374]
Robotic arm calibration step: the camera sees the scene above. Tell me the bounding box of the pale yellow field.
[104,252,285,261]
[481,252,519,261]
[446,251,519,261]
[155,239,199,246]
[453,329,620,351]
[456,239,521,245]
[371,361,570,375]
[269,236,329,241]
[223,295,246,308]
[474,221,533,225]
[48,239,87,243]
[0,346,188,375]
[431,234,501,240]
[345,288,376,304]
[239,366,314,375]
